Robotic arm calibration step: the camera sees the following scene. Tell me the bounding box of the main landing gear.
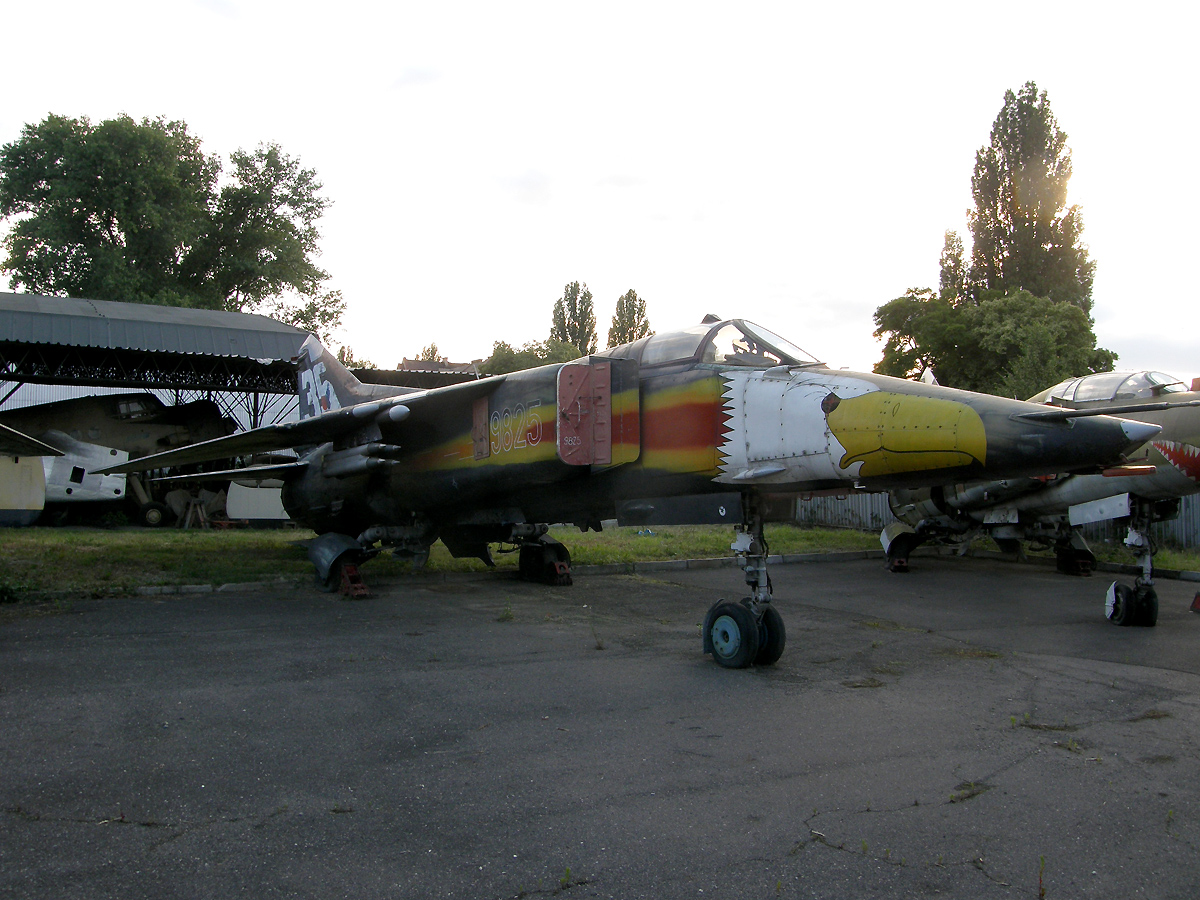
[1055,530,1097,576]
[703,501,786,668]
[306,522,574,595]
[308,532,380,594]
[517,533,573,586]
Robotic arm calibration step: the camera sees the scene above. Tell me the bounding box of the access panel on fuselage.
[556,358,640,468]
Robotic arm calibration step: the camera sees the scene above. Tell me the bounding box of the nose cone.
[985,410,1162,479]
[1121,419,1162,447]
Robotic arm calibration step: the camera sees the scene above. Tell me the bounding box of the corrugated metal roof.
[0,292,309,361]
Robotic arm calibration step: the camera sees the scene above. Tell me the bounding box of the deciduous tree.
[938,231,967,302]
[336,345,376,369]
[874,288,1115,397]
[874,83,1111,395]
[482,339,579,375]
[0,114,343,337]
[415,343,446,362]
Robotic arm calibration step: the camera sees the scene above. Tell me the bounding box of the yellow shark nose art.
[825,391,987,477]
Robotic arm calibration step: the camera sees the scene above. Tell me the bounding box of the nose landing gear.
[703,499,786,668]
[1106,499,1164,628]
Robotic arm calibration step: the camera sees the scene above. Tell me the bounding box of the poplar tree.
[607,288,652,347]
[549,281,598,356]
[964,81,1095,311]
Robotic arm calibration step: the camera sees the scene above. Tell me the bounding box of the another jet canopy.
[631,319,822,368]
[1030,371,1189,407]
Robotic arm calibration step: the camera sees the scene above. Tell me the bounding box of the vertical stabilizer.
[296,336,364,420]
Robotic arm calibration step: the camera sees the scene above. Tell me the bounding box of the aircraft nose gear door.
[556,358,640,468]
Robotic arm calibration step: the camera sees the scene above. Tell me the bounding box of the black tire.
[752,603,786,666]
[702,602,721,656]
[519,537,572,585]
[316,558,344,593]
[707,601,760,669]
[1135,585,1159,627]
[140,501,169,527]
[1106,583,1137,626]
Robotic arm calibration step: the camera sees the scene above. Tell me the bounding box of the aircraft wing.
[148,460,310,483]
[0,423,66,457]
[95,376,505,475]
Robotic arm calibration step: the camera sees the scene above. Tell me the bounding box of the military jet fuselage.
[284,320,1155,542]
[102,318,1159,667]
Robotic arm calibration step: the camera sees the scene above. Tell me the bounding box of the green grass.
[0,523,880,598]
[989,535,1200,572]
[0,528,320,596]
[3,522,1196,601]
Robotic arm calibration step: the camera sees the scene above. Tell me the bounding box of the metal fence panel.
[797,492,1200,549]
[796,493,895,532]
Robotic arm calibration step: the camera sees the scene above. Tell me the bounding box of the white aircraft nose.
[1120,420,1161,445]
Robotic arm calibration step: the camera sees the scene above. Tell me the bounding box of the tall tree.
[0,114,343,338]
[938,230,967,302]
[0,114,215,304]
[550,281,598,356]
[874,82,1112,395]
[186,143,335,314]
[607,288,652,347]
[967,81,1095,311]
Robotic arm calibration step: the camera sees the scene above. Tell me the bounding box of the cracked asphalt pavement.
[2,555,1198,899]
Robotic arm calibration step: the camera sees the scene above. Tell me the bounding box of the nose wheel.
[703,598,786,668]
[703,498,787,668]
[1105,501,1162,627]
[704,601,759,668]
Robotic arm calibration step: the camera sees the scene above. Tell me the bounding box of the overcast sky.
[5,1,1197,384]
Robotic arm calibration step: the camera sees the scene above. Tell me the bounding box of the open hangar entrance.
[0,292,308,426]
[0,293,483,526]
[0,292,310,525]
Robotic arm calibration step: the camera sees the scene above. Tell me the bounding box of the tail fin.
[296,336,367,420]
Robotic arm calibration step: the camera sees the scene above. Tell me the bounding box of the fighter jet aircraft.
[0,393,235,525]
[99,317,1159,667]
[883,370,1200,628]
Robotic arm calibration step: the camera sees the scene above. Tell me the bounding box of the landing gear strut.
[1055,529,1096,576]
[518,533,572,585]
[308,532,380,595]
[703,498,785,668]
[1106,499,1161,627]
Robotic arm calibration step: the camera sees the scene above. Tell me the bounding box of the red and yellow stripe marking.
[639,377,726,475]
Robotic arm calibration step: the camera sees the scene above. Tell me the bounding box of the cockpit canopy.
[1028,371,1189,407]
[608,319,822,369]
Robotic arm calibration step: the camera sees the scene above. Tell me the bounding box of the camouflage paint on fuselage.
[637,370,726,476]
